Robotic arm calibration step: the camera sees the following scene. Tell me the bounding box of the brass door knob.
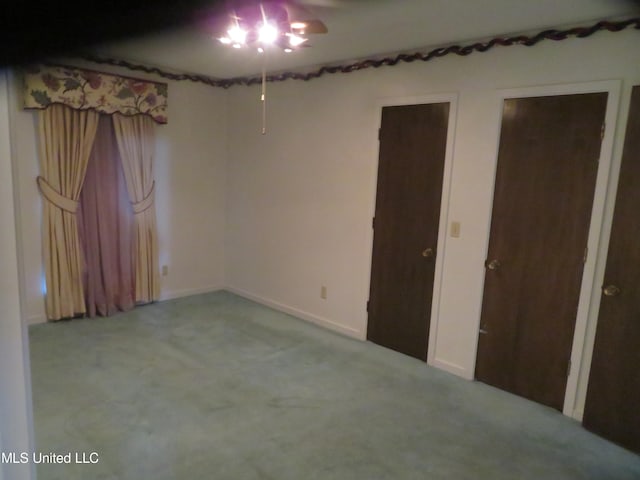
[602,285,621,297]
[422,248,435,258]
[485,259,501,270]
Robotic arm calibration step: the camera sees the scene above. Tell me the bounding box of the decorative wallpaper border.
[78,17,639,89]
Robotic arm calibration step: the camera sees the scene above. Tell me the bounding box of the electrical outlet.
[320,286,327,300]
[162,265,169,276]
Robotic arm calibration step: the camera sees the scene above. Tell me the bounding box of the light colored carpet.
[28,291,640,479]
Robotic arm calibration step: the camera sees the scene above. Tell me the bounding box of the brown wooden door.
[475,93,607,410]
[367,103,449,361]
[583,86,640,454]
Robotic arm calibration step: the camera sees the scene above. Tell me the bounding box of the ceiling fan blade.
[298,0,346,7]
[284,2,328,34]
[300,19,328,34]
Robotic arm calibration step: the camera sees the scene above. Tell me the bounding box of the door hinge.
[366,300,370,312]
[583,247,588,264]
[372,216,375,229]
[601,122,605,140]
[567,359,572,378]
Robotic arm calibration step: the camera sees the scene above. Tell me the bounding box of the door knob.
[602,285,621,297]
[422,248,435,258]
[485,259,501,270]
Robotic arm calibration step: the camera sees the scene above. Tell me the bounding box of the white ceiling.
[93,0,639,79]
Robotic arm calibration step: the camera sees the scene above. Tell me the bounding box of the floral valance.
[23,64,168,124]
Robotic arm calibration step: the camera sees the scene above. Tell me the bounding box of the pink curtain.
[77,116,135,317]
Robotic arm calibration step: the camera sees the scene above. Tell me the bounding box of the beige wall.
[4,63,229,480]
[0,70,35,480]
[225,30,640,418]
[9,68,229,324]
[4,32,639,471]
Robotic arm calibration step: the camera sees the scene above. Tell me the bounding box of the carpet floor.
[28,291,640,480]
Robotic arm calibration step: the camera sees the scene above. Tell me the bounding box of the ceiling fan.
[214,0,329,53]
[211,0,333,135]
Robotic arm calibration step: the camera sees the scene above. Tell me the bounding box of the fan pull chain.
[261,60,267,135]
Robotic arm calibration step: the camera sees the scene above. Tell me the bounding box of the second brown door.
[583,86,640,454]
[367,103,449,361]
[475,93,607,410]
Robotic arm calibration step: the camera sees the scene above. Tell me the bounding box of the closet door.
[475,93,607,410]
[367,103,449,361]
[583,86,640,454]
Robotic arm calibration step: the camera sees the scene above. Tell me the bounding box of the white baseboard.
[24,286,224,324]
[572,408,584,422]
[159,285,224,302]
[430,357,472,380]
[26,314,46,325]
[225,286,365,340]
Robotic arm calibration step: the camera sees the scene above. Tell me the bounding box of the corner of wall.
[226,285,366,340]
[221,87,232,288]
[0,68,36,480]
[159,285,225,302]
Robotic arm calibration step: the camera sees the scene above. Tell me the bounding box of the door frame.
[474,80,621,419]
[576,83,639,422]
[1,70,37,479]
[363,93,459,365]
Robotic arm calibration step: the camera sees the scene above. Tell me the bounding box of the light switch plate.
[451,222,461,238]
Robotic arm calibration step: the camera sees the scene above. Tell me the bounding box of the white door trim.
[363,92,459,366]
[473,80,621,419]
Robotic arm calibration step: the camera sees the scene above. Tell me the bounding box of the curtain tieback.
[37,176,79,214]
[132,181,155,214]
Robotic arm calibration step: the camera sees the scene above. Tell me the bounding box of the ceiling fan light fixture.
[212,2,328,135]
[287,33,307,47]
[227,25,248,45]
[215,3,326,54]
[258,22,279,44]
